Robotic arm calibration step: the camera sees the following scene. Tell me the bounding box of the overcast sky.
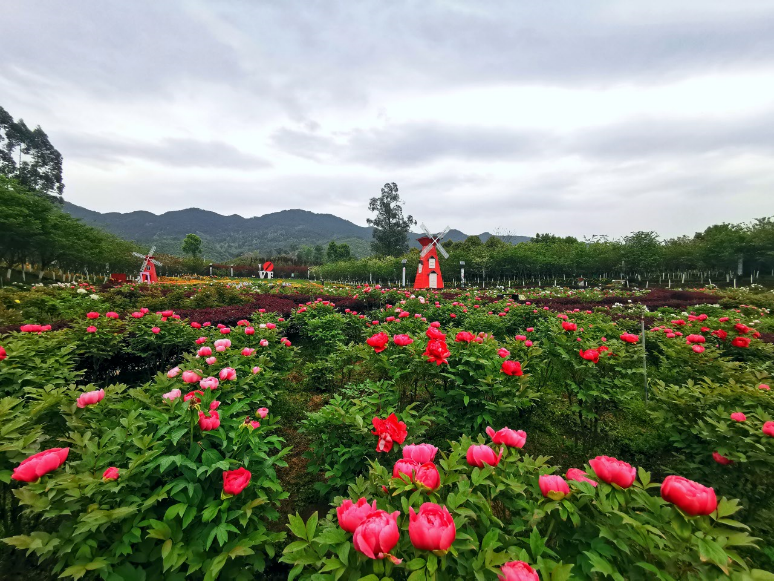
[2,0,774,239]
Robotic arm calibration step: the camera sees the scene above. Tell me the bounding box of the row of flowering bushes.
[0,283,772,578]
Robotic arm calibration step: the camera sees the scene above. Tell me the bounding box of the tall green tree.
[0,105,64,201]
[182,233,203,258]
[366,182,416,256]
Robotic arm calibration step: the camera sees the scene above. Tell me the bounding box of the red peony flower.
[423,339,450,365]
[501,360,523,376]
[223,467,251,495]
[366,332,390,353]
[372,413,408,453]
[12,448,69,482]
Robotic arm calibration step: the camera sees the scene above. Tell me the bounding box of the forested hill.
[63,202,530,262]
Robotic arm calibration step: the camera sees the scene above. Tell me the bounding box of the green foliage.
[0,105,64,200]
[0,176,139,277]
[182,234,203,258]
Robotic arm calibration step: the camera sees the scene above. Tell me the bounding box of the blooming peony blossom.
[501,360,523,376]
[256,407,269,418]
[762,421,774,437]
[393,334,413,346]
[712,451,733,465]
[466,445,503,468]
[730,412,747,422]
[12,448,70,482]
[77,389,105,408]
[214,339,232,352]
[337,498,377,533]
[200,377,219,390]
[455,331,475,343]
[499,561,540,581]
[486,426,526,448]
[219,367,237,381]
[579,349,600,363]
[352,510,401,560]
[408,503,456,551]
[182,370,201,384]
[198,410,220,431]
[103,467,119,481]
[0,346,7,361]
[589,456,636,488]
[566,468,597,487]
[162,388,182,401]
[497,347,510,358]
[539,474,570,499]
[223,467,251,495]
[372,413,408,453]
[366,332,390,353]
[423,339,450,365]
[661,475,717,516]
[393,458,420,483]
[402,443,438,464]
[731,336,751,348]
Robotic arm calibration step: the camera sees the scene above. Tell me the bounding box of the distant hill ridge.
[63,202,530,262]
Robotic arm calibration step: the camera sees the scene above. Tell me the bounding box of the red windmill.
[414,223,450,290]
[132,246,163,283]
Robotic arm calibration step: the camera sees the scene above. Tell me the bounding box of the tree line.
[0,176,141,280]
[313,220,774,285]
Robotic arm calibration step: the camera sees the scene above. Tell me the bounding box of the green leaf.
[287,513,308,541]
[529,527,545,559]
[59,565,87,580]
[161,539,172,560]
[697,537,729,573]
[305,511,318,541]
[170,427,188,446]
[406,558,426,571]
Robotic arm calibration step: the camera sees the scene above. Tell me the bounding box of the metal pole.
[641,316,648,403]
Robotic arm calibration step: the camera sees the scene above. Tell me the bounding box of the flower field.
[0,280,772,580]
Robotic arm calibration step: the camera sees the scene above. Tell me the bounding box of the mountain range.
[63,202,530,262]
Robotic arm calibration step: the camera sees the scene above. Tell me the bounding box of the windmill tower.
[414,224,450,290]
[133,246,163,283]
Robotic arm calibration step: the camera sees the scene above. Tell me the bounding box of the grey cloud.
[272,123,550,166]
[59,134,271,169]
[573,111,774,159]
[3,0,774,114]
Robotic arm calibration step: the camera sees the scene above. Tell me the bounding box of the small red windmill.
[132,246,163,283]
[414,223,450,290]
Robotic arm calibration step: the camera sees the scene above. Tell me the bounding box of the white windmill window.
[429,258,436,269]
[418,263,423,273]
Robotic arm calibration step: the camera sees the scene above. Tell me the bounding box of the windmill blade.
[420,222,433,238]
[150,259,163,266]
[148,246,156,256]
[438,226,451,240]
[420,244,432,257]
[132,252,146,259]
[436,241,450,259]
